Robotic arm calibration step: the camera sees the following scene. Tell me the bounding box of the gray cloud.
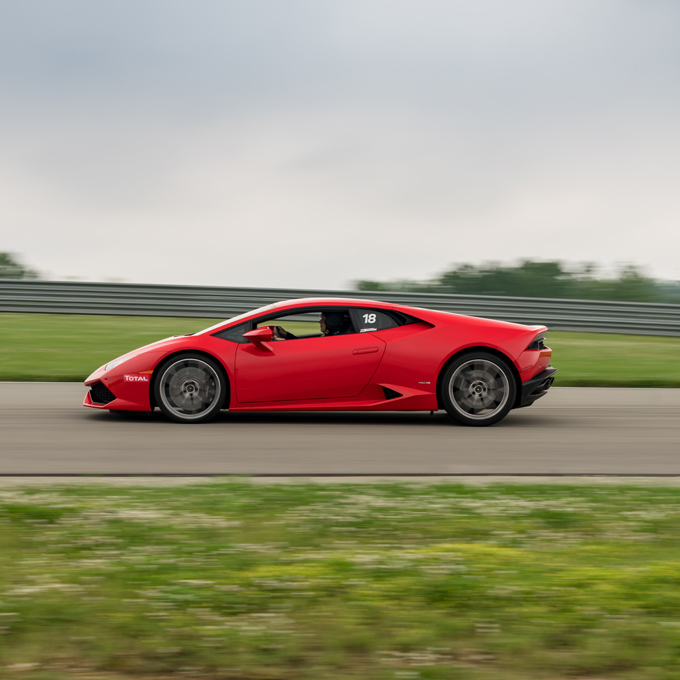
[1,0,679,287]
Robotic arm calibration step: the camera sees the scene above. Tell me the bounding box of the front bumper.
[83,368,153,412]
[517,367,558,408]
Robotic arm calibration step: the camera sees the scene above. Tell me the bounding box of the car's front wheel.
[154,353,226,423]
[440,352,516,426]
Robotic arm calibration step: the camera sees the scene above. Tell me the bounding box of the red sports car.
[84,297,556,426]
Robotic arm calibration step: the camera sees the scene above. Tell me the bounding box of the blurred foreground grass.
[3,481,680,678]
[1,312,680,385]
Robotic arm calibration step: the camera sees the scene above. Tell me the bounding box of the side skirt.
[229,387,437,412]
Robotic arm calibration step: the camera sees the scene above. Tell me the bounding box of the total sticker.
[124,375,149,382]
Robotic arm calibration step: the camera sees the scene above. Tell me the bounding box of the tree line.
[3,252,679,304]
[0,252,39,279]
[355,260,680,304]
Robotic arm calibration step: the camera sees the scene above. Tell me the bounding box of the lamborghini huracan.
[84,297,556,426]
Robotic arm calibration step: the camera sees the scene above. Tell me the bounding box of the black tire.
[440,352,516,427]
[154,353,227,424]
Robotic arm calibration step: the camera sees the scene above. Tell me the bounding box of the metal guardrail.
[1,279,680,336]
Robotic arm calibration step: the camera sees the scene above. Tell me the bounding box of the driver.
[275,311,351,340]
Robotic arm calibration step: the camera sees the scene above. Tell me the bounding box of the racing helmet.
[323,310,350,334]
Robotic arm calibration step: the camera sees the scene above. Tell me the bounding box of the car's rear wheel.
[440,352,516,426]
[154,353,226,423]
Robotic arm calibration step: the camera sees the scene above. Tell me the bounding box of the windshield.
[196,304,278,335]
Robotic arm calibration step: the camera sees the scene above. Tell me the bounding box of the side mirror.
[243,327,274,346]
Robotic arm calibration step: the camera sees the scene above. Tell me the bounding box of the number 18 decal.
[362,313,377,324]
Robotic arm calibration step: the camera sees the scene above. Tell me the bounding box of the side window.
[349,308,398,333]
[213,321,251,344]
[257,311,321,332]
[257,309,355,339]
[257,311,323,339]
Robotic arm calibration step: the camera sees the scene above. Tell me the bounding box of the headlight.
[106,356,131,371]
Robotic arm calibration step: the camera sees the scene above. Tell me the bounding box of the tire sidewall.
[153,352,227,424]
[440,352,516,427]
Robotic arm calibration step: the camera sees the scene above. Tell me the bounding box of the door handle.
[352,347,379,355]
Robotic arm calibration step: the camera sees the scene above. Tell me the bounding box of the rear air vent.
[526,333,547,351]
[382,387,403,400]
[90,382,116,405]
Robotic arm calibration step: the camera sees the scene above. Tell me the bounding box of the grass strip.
[2,481,680,678]
[1,312,680,386]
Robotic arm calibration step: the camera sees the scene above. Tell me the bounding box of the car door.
[234,331,386,403]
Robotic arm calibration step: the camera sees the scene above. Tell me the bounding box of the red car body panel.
[235,333,386,403]
[84,297,554,414]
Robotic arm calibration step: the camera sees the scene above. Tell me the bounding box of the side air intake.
[382,387,403,400]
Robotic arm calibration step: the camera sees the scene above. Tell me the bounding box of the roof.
[274,297,384,309]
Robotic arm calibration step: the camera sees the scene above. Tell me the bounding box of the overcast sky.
[1,0,679,288]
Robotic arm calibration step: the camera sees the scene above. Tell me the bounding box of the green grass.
[549,331,680,387]
[4,481,680,679]
[0,313,223,382]
[1,313,679,386]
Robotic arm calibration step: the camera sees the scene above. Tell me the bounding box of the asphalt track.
[1,383,679,475]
